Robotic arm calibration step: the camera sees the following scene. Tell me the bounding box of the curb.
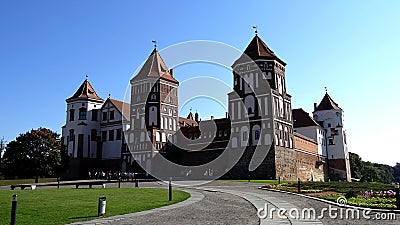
[69,189,204,225]
[259,187,400,214]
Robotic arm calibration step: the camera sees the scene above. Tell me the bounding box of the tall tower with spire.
[128,46,179,172]
[227,31,296,179]
[313,91,351,181]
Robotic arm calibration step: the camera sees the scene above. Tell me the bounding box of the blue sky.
[1,1,399,165]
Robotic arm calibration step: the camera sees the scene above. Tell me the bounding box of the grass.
[0,188,190,225]
[0,178,57,186]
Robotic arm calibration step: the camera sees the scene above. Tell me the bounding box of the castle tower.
[227,33,296,180]
[128,47,179,171]
[61,78,104,178]
[313,92,351,181]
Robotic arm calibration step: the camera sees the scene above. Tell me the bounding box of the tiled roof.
[234,35,286,66]
[294,132,317,144]
[109,98,130,120]
[179,116,198,127]
[314,93,342,111]
[66,79,104,102]
[292,108,320,128]
[131,48,178,83]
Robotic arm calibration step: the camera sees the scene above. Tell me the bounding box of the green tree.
[2,128,68,179]
[349,152,364,179]
[393,163,400,183]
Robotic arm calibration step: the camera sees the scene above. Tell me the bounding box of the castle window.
[109,130,114,141]
[151,94,156,100]
[242,131,248,141]
[328,123,331,128]
[69,129,74,141]
[328,138,334,145]
[255,130,260,140]
[91,129,97,141]
[92,109,98,121]
[110,111,115,120]
[102,112,107,121]
[79,108,87,120]
[116,129,122,140]
[69,109,75,121]
[102,131,107,142]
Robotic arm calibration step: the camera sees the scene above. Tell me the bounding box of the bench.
[10,184,37,190]
[75,182,106,189]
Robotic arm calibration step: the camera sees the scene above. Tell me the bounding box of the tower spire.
[152,40,157,49]
[252,26,258,35]
[325,87,328,93]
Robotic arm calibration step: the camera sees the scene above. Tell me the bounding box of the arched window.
[244,95,255,117]
[151,94,156,100]
[231,137,238,148]
[252,125,261,145]
[240,126,249,147]
[149,106,157,126]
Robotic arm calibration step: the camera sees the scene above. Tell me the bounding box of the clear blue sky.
[1,1,399,165]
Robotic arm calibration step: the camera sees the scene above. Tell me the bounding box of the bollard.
[278,176,281,184]
[118,176,121,189]
[57,177,60,189]
[135,179,139,188]
[98,197,106,216]
[10,194,17,225]
[297,178,301,193]
[396,182,399,210]
[169,178,172,201]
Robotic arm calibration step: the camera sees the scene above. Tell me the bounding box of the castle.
[61,33,351,181]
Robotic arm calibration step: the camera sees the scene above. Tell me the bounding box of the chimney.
[170,68,174,76]
[211,116,214,120]
[314,103,317,111]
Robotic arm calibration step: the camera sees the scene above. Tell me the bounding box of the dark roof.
[314,93,342,112]
[234,35,286,66]
[292,108,320,128]
[131,48,178,84]
[67,79,104,103]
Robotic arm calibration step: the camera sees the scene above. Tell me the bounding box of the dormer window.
[79,108,87,120]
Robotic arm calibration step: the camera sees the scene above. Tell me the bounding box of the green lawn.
[0,188,190,225]
[0,178,57,186]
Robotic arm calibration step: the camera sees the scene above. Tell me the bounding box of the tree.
[393,163,400,183]
[2,128,68,179]
[349,152,364,179]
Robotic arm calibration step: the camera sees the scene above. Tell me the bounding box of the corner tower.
[313,91,351,181]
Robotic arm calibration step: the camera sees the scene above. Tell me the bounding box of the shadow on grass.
[68,215,99,220]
